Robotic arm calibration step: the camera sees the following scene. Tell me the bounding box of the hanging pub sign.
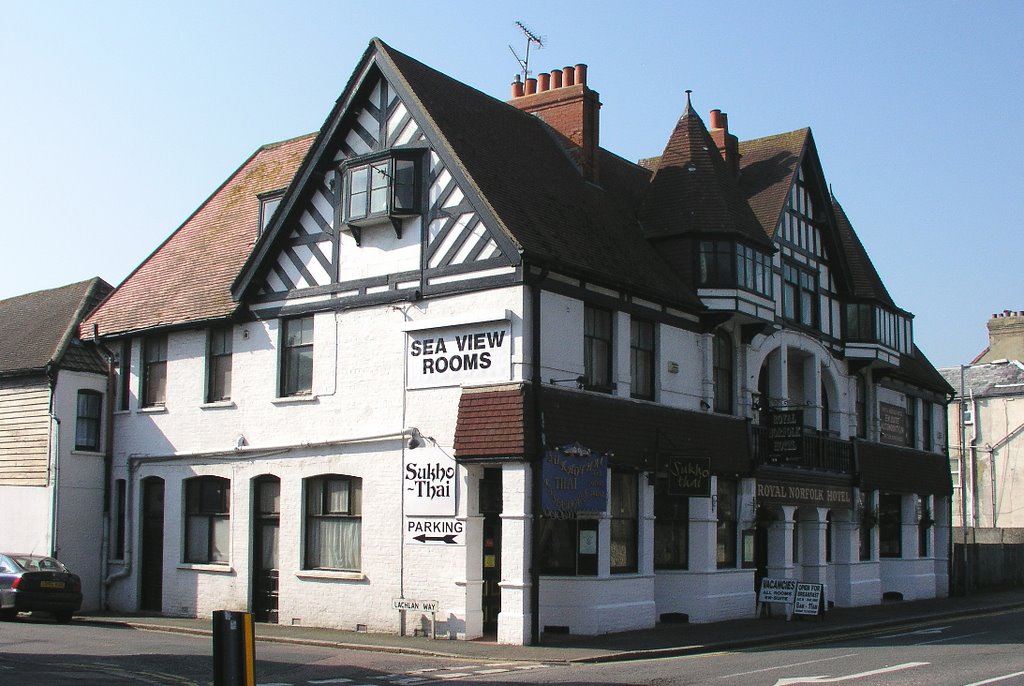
[768,409,804,463]
[541,442,608,518]
[664,455,711,497]
[879,402,908,447]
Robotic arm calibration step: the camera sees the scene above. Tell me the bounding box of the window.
[879,492,902,558]
[906,396,918,449]
[75,390,102,451]
[845,303,874,341]
[537,518,598,576]
[654,477,688,569]
[142,335,168,407]
[184,476,230,564]
[922,400,933,451]
[917,495,931,557]
[112,479,126,559]
[697,241,772,298]
[713,331,733,414]
[610,471,638,574]
[698,240,734,287]
[782,263,816,328]
[859,493,874,561]
[855,375,867,439]
[258,191,283,235]
[630,319,655,400]
[304,475,361,571]
[280,316,314,397]
[344,154,418,225]
[207,326,233,402]
[118,339,131,411]
[716,478,737,568]
[583,306,613,392]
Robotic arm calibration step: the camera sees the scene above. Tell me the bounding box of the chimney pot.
[525,77,537,95]
[710,109,724,129]
[538,72,550,92]
[550,69,562,88]
[562,66,575,86]
[511,75,524,99]
[574,63,588,86]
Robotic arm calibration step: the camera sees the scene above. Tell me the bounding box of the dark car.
[0,553,83,623]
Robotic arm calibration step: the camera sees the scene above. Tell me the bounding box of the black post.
[212,610,255,686]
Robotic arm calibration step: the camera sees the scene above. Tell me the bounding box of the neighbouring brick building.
[83,39,953,644]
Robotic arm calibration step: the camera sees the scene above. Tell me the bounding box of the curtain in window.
[307,518,361,570]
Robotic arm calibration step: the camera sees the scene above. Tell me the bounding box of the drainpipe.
[96,340,117,610]
[526,263,548,646]
[46,365,61,559]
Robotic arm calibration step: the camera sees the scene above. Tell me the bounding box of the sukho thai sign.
[664,455,711,497]
[541,442,607,518]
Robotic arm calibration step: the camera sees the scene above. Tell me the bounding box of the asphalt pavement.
[78,587,1024,664]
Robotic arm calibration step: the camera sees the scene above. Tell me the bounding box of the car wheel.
[53,610,73,624]
[0,609,16,622]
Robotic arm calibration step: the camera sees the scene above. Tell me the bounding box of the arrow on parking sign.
[413,533,458,544]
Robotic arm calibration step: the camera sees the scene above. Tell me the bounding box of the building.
[82,39,953,644]
[941,311,1024,590]
[0,278,113,610]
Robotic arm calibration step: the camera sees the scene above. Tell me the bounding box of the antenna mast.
[509,21,544,82]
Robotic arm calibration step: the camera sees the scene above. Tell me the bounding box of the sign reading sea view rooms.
[406,319,512,389]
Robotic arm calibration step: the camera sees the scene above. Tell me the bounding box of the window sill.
[271,395,319,406]
[71,449,104,456]
[200,400,236,410]
[137,406,168,415]
[177,562,232,573]
[295,569,364,582]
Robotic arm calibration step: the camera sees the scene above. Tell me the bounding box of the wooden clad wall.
[0,378,51,486]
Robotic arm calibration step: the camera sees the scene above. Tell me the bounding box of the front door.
[754,513,770,594]
[479,468,502,634]
[140,477,164,612]
[252,476,280,623]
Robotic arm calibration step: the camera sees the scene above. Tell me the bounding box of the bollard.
[212,610,255,686]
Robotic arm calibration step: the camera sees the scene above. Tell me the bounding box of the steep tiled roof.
[638,102,771,248]
[0,278,111,376]
[939,359,1024,400]
[737,128,808,237]
[377,41,703,310]
[83,134,315,338]
[831,197,897,308]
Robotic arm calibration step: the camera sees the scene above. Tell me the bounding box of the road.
[1,608,1023,685]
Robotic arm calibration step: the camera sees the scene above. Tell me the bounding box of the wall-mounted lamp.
[406,427,437,450]
[550,376,586,389]
[751,392,764,412]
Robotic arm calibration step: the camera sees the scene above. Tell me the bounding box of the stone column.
[497,462,531,645]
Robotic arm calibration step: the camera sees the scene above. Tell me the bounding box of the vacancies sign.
[406,320,512,389]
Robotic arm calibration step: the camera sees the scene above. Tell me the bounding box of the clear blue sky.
[2,1,1021,368]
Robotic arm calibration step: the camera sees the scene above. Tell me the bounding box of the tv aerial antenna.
[509,21,544,81]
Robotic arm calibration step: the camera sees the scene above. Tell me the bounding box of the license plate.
[39,580,65,589]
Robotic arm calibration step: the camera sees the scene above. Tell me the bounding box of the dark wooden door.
[252,477,280,623]
[140,477,164,612]
[479,468,502,634]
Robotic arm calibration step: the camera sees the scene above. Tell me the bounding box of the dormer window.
[258,190,284,236]
[340,151,422,243]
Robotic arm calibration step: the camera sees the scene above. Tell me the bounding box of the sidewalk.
[79,587,1024,664]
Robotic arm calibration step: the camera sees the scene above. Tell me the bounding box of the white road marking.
[771,661,930,686]
[881,626,950,638]
[721,654,859,679]
[964,671,1024,686]
[916,630,989,645]
[308,680,353,685]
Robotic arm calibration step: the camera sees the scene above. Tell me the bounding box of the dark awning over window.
[858,441,953,495]
[454,383,752,474]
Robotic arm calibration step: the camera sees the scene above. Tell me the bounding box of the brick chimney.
[708,109,740,177]
[977,310,1024,362]
[509,64,601,182]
